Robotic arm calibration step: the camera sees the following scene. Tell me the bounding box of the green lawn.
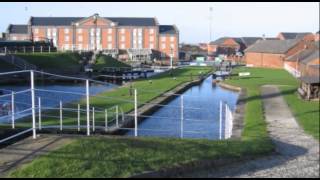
[0,60,17,72]
[16,52,82,72]
[279,86,319,140]
[9,136,273,178]
[225,67,299,141]
[93,54,130,72]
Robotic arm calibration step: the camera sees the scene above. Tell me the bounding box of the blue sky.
[0,2,319,44]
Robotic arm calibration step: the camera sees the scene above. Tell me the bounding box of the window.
[65,35,69,42]
[170,43,175,48]
[12,36,17,40]
[120,44,125,49]
[149,43,154,49]
[170,36,175,42]
[78,44,82,50]
[90,28,94,36]
[121,29,125,34]
[64,44,69,50]
[133,29,137,34]
[161,36,166,42]
[149,29,154,34]
[34,37,39,41]
[108,43,112,49]
[52,29,57,36]
[34,28,39,34]
[138,29,142,36]
[64,28,69,34]
[96,28,101,36]
[149,36,154,42]
[78,35,83,42]
[47,28,51,35]
[77,28,82,34]
[138,40,142,44]
[108,35,112,42]
[121,35,125,42]
[161,43,166,49]
[108,28,112,34]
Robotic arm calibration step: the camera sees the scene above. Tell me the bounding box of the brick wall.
[245,52,285,68]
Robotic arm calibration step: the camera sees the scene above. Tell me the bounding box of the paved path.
[187,85,319,178]
[0,134,73,177]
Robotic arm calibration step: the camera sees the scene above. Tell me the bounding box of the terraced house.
[5,13,179,61]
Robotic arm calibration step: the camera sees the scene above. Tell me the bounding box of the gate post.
[86,80,90,136]
[11,92,15,129]
[77,104,80,132]
[134,89,138,137]
[180,95,184,138]
[60,101,63,131]
[38,97,42,130]
[31,70,36,139]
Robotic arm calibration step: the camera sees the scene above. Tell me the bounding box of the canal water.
[0,83,117,123]
[126,76,239,140]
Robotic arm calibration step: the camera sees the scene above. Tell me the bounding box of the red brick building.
[5,14,179,61]
[244,39,305,68]
[277,32,314,41]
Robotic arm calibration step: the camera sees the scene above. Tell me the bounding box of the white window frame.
[120,43,125,49]
[170,43,175,48]
[149,36,154,42]
[12,36,17,40]
[78,35,83,42]
[64,28,69,34]
[34,28,39,34]
[121,35,125,42]
[161,43,166,49]
[149,43,154,49]
[121,28,125,34]
[108,28,112,34]
[77,28,83,34]
[65,35,69,42]
[52,28,57,37]
[170,36,175,42]
[161,36,166,42]
[149,29,154,34]
[108,43,112,49]
[108,35,112,42]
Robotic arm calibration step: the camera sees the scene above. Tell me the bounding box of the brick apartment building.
[5,14,179,61]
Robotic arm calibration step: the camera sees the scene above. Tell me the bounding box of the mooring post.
[31,70,36,139]
[219,101,222,140]
[11,92,15,129]
[105,109,108,132]
[180,95,184,139]
[116,105,119,128]
[60,100,63,131]
[134,89,138,137]
[38,97,41,130]
[77,104,80,132]
[92,107,95,132]
[86,80,90,136]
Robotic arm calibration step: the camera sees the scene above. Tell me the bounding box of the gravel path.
[187,85,319,178]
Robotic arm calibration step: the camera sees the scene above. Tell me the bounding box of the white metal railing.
[284,63,301,78]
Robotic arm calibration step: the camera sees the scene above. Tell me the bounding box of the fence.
[0,69,235,144]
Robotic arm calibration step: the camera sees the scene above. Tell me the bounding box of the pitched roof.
[7,24,28,34]
[299,75,320,84]
[286,49,315,61]
[279,32,312,40]
[210,37,232,45]
[30,17,157,26]
[240,37,262,47]
[159,25,178,34]
[300,50,319,64]
[244,39,300,54]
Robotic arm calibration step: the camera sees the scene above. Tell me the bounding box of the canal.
[126,76,239,140]
[0,83,117,123]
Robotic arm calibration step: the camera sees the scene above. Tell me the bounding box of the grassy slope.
[16,52,81,71]
[0,60,17,72]
[93,55,130,71]
[279,86,319,140]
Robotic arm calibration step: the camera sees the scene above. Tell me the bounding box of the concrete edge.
[217,82,246,140]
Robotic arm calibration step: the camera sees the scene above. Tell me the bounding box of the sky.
[0,2,319,44]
